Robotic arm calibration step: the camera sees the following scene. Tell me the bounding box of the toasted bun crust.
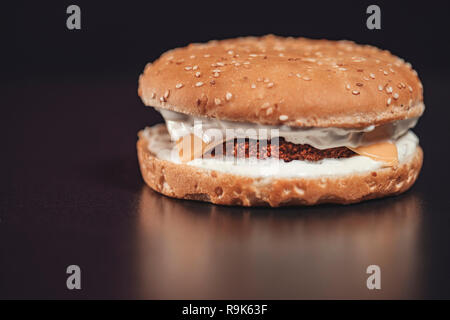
[137,125,423,207]
[138,35,424,128]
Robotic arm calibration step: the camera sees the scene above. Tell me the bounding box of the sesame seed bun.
[137,124,423,207]
[138,35,424,127]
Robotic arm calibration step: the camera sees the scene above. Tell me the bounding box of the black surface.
[1,1,450,299]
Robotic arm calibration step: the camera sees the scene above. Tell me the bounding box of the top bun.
[138,35,424,128]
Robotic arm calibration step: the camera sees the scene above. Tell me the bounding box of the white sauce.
[157,108,418,149]
[143,126,419,178]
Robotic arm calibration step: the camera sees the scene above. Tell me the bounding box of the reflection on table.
[136,186,424,299]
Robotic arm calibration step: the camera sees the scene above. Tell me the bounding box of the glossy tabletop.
[1,75,450,299]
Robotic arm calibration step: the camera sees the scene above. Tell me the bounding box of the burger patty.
[205,137,356,162]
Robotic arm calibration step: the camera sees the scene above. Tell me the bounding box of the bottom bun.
[137,124,423,207]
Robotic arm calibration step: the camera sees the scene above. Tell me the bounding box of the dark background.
[1,1,450,299]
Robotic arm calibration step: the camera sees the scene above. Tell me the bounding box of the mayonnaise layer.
[157,108,418,149]
[143,125,419,178]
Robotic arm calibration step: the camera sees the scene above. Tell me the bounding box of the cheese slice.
[349,141,398,166]
[176,134,222,162]
[176,134,207,162]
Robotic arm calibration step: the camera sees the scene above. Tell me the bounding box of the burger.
[137,35,424,207]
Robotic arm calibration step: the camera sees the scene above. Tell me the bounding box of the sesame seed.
[296,73,302,78]
[164,90,170,99]
[249,54,258,57]
[267,82,274,88]
[302,76,311,81]
[209,80,215,85]
[203,54,210,58]
[189,55,196,59]
[213,72,220,78]
[408,86,413,92]
[356,83,363,87]
[266,107,273,115]
[243,61,250,65]
[150,92,156,99]
[184,66,192,71]
[216,62,225,66]
[251,84,256,89]
[225,92,233,101]
[212,69,221,73]
[257,77,263,82]
[261,102,270,109]
[370,73,376,79]
[227,50,234,55]
[279,115,289,121]
[195,82,204,87]
[387,97,392,105]
[352,90,360,95]
[214,98,222,105]
[175,83,183,89]
[263,78,269,83]
[386,86,393,93]
[393,93,399,99]
[192,65,198,71]
[346,84,351,90]
[144,63,152,72]
[195,71,201,77]
[383,71,389,75]
[378,85,383,91]
[234,62,241,66]
[160,96,166,102]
